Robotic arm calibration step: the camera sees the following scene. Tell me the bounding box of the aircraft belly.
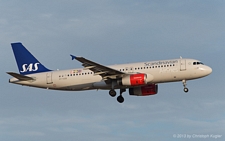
[93,81,111,89]
[52,75,102,91]
[59,83,95,91]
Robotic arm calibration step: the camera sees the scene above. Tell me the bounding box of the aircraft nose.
[197,65,212,76]
[205,66,212,75]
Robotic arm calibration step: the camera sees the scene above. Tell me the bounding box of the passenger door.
[180,59,186,71]
[46,72,53,84]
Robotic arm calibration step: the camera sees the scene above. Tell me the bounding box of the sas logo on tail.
[20,63,40,73]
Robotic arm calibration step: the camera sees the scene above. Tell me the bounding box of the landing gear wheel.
[117,95,124,103]
[182,80,189,93]
[109,89,116,97]
[184,88,189,93]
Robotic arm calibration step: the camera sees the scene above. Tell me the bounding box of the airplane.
[7,42,212,103]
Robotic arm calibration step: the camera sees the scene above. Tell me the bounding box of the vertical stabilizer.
[11,42,51,75]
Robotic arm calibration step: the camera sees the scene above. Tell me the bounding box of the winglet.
[70,55,76,60]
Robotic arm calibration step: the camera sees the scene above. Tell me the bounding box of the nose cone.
[202,66,212,76]
[206,66,212,75]
[197,65,212,78]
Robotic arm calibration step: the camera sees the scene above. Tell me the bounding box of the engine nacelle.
[117,73,146,86]
[129,84,158,96]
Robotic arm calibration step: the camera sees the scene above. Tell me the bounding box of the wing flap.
[70,55,125,78]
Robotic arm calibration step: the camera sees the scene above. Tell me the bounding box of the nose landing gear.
[182,80,189,93]
[184,87,189,93]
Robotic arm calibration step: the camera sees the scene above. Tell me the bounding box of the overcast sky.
[0,0,225,141]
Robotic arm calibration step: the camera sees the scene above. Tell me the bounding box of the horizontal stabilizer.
[7,72,34,81]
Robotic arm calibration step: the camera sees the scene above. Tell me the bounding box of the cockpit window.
[193,62,204,65]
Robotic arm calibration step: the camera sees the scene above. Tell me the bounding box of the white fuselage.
[9,58,212,91]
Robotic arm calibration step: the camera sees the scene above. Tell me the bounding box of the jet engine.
[118,73,147,86]
[117,73,153,86]
[129,84,158,96]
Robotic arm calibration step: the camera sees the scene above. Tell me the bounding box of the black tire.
[109,89,116,97]
[184,88,189,93]
[117,95,124,103]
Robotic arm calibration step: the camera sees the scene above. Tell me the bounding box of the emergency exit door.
[180,59,186,71]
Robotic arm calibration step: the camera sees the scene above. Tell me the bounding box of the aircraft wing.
[70,55,125,79]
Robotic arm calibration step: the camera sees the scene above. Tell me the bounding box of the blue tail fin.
[11,42,51,75]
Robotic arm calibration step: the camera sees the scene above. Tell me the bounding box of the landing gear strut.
[117,89,126,103]
[109,80,126,103]
[182,80,189,93]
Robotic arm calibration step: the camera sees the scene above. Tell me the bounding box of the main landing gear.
[109,89,116,97]
[182,80,189,93]
[117,89,126,103]
[109,89,126,103]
